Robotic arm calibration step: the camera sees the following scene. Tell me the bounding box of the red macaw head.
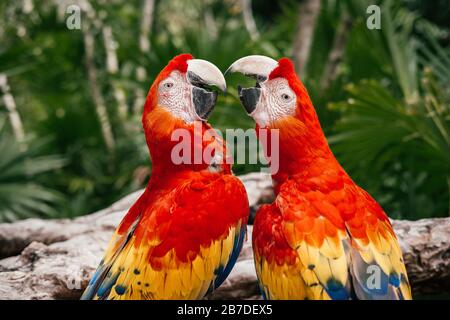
[143,53,226,130]
[226,55,316,131]
[142,54,228,174]
[227,55,331,182]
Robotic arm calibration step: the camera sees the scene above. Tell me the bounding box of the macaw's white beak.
[225,55,278,82]
[226,55,278,114]
[185,59,226,120]
[187,59,227,92]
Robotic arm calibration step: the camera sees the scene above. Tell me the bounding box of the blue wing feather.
[80,215,141,300]
[207,220,247,294]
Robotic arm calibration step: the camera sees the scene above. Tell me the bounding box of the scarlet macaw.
[81,54,249,300]
[227,55,411,300]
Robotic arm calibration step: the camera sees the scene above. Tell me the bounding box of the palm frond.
[0,119,64,221]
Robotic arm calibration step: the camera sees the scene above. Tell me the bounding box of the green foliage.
[328,2,450,219]
[330,79,449,219]
[0,118,65,221]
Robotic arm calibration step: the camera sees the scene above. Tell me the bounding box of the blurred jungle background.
[0,0,449,222]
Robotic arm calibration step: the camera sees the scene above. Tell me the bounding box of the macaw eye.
[164,82,174,89]
[281,93,290,101]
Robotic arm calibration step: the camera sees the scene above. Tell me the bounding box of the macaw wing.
[81,192,146,300]
[276,181,411,300]
[83,174,248,300]
[345,188,411,300]
[276,186,353,300]
[253,204,311,300]
[207,218,247,293]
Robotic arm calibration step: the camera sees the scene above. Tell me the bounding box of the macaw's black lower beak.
[237,85,261,114]
[192,86,218,120]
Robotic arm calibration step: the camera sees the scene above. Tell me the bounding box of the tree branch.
[102,25,128,119]
[133,0,156,116]
[83,21,115,153]
[320,12,352,90]
[0,74,25,143]
[240,0,260,41]
[292,0,321,77]
[139,0,155,53]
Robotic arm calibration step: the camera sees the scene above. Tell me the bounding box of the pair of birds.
[81,54,411,300]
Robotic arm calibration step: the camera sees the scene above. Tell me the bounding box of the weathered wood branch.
[0,173,448,299]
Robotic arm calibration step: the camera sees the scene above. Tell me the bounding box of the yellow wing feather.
[101,226,237,300]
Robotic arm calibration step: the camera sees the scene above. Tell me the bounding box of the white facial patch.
[158,70,198,123]
[251,78,296,127]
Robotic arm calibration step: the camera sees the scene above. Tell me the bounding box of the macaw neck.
[267,112,340,187]
[142,106,228,185]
